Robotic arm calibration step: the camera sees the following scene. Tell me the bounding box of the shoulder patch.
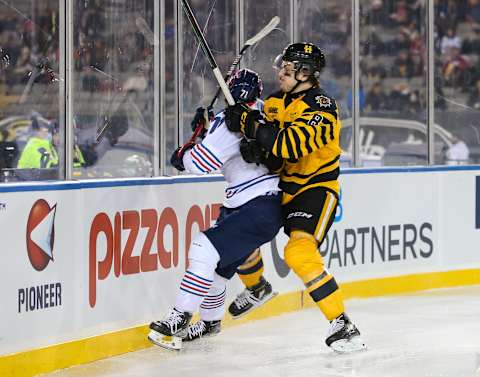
[315,95,332,108]
[303,88,337,112]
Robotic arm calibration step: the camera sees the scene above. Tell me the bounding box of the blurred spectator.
[445,134,470,164]
[367,0,389,25]
[387,31,411,54]
[366,82,389,112]
[391,50,416,78]
[11,46,33,85]
[347,83,365,114]
[388,82,411,112]
[82,66,100,92]
[365,63,387,81]
[406,89,422,115]
[466,0,480,24]
[434,79,448,110]
[330,38,351,76]
[436,0,460,37]
[390,1,411,27]
[17,114,58,169]
[440,27,462,55]
[0,129,18,171]
[442,46,470,87]
[363,31,386,56]
[467,79,480,109]
[461,26,480,53]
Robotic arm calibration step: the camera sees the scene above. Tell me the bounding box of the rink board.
[1,166,480,376]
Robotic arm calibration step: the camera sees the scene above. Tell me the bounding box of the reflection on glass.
[435,0,479,165]
[244,1,291,97]
[177,0,236,176]
[0,0,62,182]
[72,1,155,178]
[298,0,351,120]
[357,0,427,167]
[163,0,176,175]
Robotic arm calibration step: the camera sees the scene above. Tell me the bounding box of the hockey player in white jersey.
[148,69,283,350]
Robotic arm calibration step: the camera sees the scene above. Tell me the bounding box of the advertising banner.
[1,168,479,356]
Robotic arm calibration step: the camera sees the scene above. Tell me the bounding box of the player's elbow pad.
[256,123,278,151]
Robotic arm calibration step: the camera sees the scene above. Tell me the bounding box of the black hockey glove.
[239,137,284,173]
[224,103,262,139]
[190,106,214,139]
[239,137,266,165]
[170,142,195,171]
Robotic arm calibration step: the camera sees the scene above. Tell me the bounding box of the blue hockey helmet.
[228,68,263,103]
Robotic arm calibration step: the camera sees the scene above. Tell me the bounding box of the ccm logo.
[287,211,313,219]
[89,204,220,307]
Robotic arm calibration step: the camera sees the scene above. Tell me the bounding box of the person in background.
[17,113,58,169]
[446,133,470,165]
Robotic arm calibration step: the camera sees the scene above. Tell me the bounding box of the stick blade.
[245,16,280,46]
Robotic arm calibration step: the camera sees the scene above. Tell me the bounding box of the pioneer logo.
[26,199,57,271]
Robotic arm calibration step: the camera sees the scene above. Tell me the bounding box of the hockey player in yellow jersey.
[225,42,366,353]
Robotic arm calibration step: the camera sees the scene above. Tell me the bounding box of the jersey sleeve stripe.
[291,128,302,157]
[191,159,208,173]
[320,125,328,145]
[191,149,216,172]
[227,175,279,196]
[226,174,268,189]
[197,144,223,167]
[191,146,221,171]
[284,128,297,159]
[299,127,314,154]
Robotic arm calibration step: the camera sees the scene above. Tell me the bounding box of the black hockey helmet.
[227,68,263,103]
[274,42,325,78]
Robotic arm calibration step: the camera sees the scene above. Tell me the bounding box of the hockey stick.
[181,0,235,106]
[207,15,280,109]
[182,12,279,148]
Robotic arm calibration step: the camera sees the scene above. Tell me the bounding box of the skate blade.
[148,329,182,350]
[231,291,279,320]
[329,336,367,354]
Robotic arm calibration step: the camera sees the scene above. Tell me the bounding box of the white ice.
[44,286,480,377]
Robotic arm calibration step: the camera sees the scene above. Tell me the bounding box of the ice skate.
[228,277,277,319]
[325,313,367,353]
[184,320,221,341]
[148,308,192,350]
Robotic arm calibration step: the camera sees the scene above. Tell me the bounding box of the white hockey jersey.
[183,101,280,208]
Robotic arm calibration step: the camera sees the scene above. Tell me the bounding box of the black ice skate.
[184,320,221,341]
[148,308,192,350]
[228,277,278,319]
[325,313,367,353]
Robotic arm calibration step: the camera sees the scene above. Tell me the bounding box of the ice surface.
[44,286,480,377]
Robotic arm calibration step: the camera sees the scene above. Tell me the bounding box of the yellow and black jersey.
[263,87,341,204]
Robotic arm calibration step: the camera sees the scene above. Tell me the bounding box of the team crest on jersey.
[267,107,278,114]
[315,95,332,108]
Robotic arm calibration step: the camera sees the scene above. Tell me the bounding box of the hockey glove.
[170,142,195,171]
[190,106,214,138]
[224,103,261,138]
[239,137,266,165]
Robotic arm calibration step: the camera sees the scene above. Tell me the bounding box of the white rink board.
[0,167,479,356]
